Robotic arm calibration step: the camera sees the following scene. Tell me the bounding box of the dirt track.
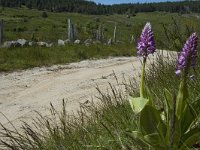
[0,50,173,128]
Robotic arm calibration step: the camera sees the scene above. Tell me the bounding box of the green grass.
[1,51,200,149]
[0,7,200,72]
[0,44,135,72]
[0,8,200,149]
[0,7,199,47]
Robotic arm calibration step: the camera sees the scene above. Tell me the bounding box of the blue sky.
[92,0,180,5]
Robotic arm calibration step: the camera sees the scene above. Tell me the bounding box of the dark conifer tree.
[0,0,199,14]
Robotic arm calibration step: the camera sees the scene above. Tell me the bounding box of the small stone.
[58,39,65,46]
[74,40,81,44]
[17,39,27,46]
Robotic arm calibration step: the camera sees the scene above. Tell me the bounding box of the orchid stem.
[140,57,146,98]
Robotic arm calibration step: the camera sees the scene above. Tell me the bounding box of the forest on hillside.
[0,0,200,15]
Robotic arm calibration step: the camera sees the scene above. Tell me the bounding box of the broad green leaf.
[176,79,188,120]
[129,96,149,114]
[140,105,162,135]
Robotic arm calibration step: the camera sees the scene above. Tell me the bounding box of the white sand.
[0,50,175,129]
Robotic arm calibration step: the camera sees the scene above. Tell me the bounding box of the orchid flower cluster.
[176,33,198,75]
[137,22,156,58]
[129,22,200,149]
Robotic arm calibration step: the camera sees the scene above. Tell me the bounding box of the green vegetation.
[0,7,199,45]
[0,44,134,72]
[129,29,200,149]
[0,6,200,149]
[1,51,200,149]
[0,8,200,72]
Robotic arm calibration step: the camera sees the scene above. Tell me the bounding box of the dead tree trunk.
[68,19,76,42]
[68,19,74,42]
[71,24,75,41]
[113,23,117,44]
[0,19,4,45]
[68,19,71,41]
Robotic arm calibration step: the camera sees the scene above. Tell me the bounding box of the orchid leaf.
[176,79,188,120]
[129,96,149,114]
[140,105,162,134]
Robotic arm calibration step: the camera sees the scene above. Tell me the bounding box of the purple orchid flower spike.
[176,33,198,75]
[137,22,156,58]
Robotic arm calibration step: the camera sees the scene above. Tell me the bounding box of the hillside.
[0,2,200,149]
[0,7,199,46]
[0,0,200,14]
[0,7,200,72]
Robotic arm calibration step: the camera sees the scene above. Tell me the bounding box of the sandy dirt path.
[0,50,173,128]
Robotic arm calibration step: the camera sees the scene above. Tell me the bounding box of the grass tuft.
[1,51,200,149]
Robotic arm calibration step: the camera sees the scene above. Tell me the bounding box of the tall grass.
[1,51,200,149]
[0,75,139,149]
